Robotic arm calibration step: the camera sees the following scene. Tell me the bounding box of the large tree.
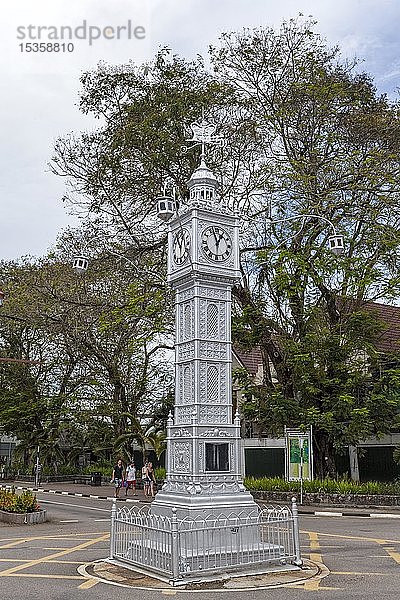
[0,236,173,470]
[48,17,400,477]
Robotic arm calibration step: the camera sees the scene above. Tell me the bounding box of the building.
[233,301,400,481]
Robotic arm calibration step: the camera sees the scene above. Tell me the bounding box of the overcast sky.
[1,0,400,261]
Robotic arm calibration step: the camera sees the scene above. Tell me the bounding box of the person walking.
[125,461,137,496]
[142,460,149,497]
[147,461,156,498]
[111,458,125,498]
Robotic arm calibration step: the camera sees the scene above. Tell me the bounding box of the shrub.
[83,464,113,477]
[0,489,40,513]
[154,467,166,481]
[244,477,400,495]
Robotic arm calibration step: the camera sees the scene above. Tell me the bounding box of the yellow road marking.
[309,532,320,551]
[301,530,399,544]
[0,533,109,577]
[0,532,107,543]
[161,591,177,595]
[0,540,31,550]
[305,532,323,589]
[332,571,389,575]
[304,579,321,590]
[378,545,400,565]
[78,578,100,589]
[0,559,82,565]
[310,552,322,562]
[0,574,84,579]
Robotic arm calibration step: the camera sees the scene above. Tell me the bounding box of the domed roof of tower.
[187,156,218,190]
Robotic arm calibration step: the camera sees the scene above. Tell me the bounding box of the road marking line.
[309,532,320,551]
[60,520,80,523]
[0,540,30,550]
[378,544,400,564]
[0,559,33,563]
[304,579,321,590]
[78,578,100,589]
[331,571,389,575]
[0,533,109,577]
[94,519,110,522]
[0,573,84,579]
[310,553,322,563]
[0,533,106,543]
[370,513,400,519]
[305,532,323,590]
[40,500,109,512]
[314,512,342,517]
[302,530,400,544]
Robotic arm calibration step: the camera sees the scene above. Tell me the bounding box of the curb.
[78,558,324,591]
[298,508,400,519]
[2,484,400,518]
[0,484,140,504]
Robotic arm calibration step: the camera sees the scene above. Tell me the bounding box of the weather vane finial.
[184,115,224,159]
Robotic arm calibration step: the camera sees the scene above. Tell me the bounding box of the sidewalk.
[2,480,400,517]
[1,480,153,503]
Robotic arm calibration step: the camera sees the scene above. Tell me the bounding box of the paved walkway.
[2,480,400,518]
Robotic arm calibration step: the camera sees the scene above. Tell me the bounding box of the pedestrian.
[111,458,125,498]
[147,461,156,498]
[125,461,137,496]
[142,460,149,497]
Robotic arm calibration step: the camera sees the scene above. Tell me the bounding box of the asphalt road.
[0,492,399,600]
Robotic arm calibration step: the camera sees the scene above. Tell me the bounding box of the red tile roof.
[361,301,400,353]
[233,346,263,376]
[233,301,400,374]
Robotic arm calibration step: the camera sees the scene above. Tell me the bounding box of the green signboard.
[285,428,313,481]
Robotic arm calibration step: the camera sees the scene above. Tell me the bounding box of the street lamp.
[72,255,89,274]
[156,194,176,222]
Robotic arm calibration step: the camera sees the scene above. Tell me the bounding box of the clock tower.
[152,127,258,520]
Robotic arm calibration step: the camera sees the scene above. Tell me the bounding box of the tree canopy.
[1,16,400,477]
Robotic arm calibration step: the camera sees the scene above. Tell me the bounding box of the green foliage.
[244,476,400,495]
[0,489,39,513]
[154,467,166,481]
[82,464,112,477]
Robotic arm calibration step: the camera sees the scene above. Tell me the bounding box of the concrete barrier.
[0,509,47,525]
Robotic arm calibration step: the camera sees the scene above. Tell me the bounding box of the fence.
[109,498,302,584]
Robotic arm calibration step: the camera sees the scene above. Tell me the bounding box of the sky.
[1,0,400,261]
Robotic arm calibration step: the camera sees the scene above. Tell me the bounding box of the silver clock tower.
[153,123,258,520]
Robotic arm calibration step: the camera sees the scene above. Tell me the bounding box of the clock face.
[173,229,190,265]
[201,226,232,262]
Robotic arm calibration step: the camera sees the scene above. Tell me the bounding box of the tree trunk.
[313,431,337,479]
[348,445,360,482]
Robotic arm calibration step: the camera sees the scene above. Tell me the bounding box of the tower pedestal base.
[151,484,259,521]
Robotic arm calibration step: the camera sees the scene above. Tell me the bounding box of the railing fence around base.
[109,498,302,583]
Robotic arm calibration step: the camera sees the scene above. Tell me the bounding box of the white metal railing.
[109,498,302,584]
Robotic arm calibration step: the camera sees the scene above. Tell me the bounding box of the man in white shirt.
[125,462,137,496]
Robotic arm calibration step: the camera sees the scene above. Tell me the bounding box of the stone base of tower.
[151,485,259,521]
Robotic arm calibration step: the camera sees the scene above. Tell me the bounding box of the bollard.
[109,498,117,560]
[291,497,303,566]
[171,507,180,582]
